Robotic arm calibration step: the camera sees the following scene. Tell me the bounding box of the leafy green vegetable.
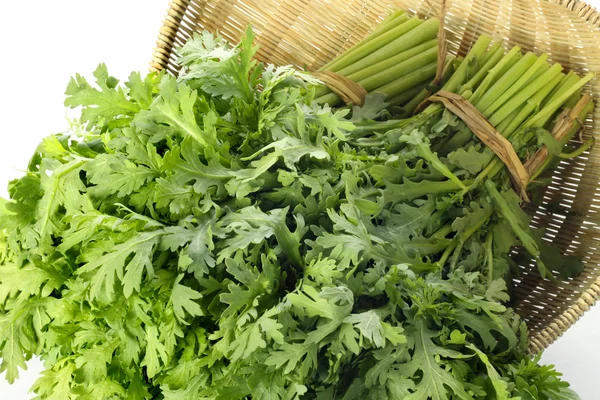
[0,23,583,400]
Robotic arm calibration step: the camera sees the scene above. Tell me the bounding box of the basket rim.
[149,0,600,354]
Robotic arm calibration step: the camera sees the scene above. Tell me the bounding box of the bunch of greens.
[313,10,442,111]
[342,31,593,283]
[0,23,586,399]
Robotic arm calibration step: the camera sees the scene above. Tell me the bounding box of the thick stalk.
[404,55,459,114]
[350,40,437,86]
[387,83,429,107]
[488,63,563,127]
[375,62,438,99]
[362,10,407,42]
[541,71,577,109]
[469,70,591,186]
[469,46,522,105]
[478,42,503,68]
[459,46,505,94]
[359,46,438,91]
[474,52,538,112]
[497,72,563,136]
[336,18,439,76]
[320,13,413,72]
[482,54,549,118]
[483,76,593,183]
[315,40,438,99]
[521,73,593,129]
[529,101,594,181]
[491,62,554,133]
[402,88,432,115]
[442,35,493,93]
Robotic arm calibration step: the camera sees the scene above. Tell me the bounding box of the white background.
[0,1,598,399]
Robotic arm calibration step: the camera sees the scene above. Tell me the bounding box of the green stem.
[482,54,549,118]
[478,42,503,68]
[469,46,521,105]
[522,73,594,129]
[438,242,457,268]
[320,12,411,72]
[375,62,438,98]
[530,101,594,181]
[442,35,493,93]
[459,45,505,94]
[387,83,429,107]
[484,181,535,255]
[449,207,494,271]
[488,62,563,127]
[477,75,592,184]
[557,137,594,159]
[315,40,437,100]
[337,18,440,76]
[496,72,563,135]
[351,41,438,90]
[474,52,538,112]
[432,223,453,239]
[402,87,432,115]
[485,231,494,285]
[541,71,577,109]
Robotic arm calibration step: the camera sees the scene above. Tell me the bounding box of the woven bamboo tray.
[150,0,600,353]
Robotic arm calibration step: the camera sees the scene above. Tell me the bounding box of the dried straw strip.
[429,90,531,201]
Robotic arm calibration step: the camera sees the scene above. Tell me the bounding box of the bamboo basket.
[150,0,600,354]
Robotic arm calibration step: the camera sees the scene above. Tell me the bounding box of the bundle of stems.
[314,11,442,106]
[336,25,594,282]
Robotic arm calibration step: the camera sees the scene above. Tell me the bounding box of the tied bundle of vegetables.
[0,15,589,400]
[313,10,449,111]
[346,34,593,283]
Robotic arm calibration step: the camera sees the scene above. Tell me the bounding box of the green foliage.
[0,28,579,400]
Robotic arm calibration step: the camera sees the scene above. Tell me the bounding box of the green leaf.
[218,206,306,268]
[75,341,118,383]
[36,158,88,249]
[447,146,489,175]
[77,231,163,300]
[532,229,585,279]
[170,274,203,324]
[0,322,27,384]
[0,262,66,304]
[351,93,389,121]
[161,214,216,279]
[452,199,493,236]
[399,130,467,190]
[468,344,514,400]
[133,76,218,150]
[228,307,283,361]
[31,361,76,400]
[65,63,140,128]
[85,154,157,198]
[141,325,168,379]
[246,135,330,171]
[395,320,473,400]
[535,128,562,156]
[75,378,126,400]
[485,181,544,276]
[162,138,233,198]
[344,311,405,348]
